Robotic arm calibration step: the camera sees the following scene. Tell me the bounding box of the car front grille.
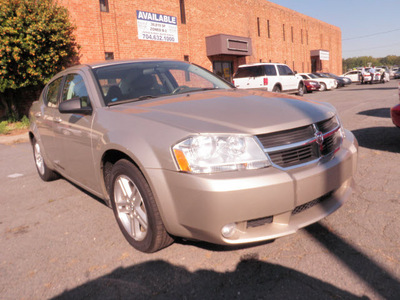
[257,117,342,169]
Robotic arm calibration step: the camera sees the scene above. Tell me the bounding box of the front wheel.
[32,138,59,181]
[110,159,173,253]
[319,82,327,91]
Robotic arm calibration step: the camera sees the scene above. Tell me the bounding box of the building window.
[301,29,303,44]
[293,61,295,71]
[100,0,109,12]
[105,52,114,60]
[180,0,186,24]
[184,55,189,61]
[306,30,309,45]
[257,17,260,37]
[282,24,285,41]
[267,20,270,38]
[291,26,294,43]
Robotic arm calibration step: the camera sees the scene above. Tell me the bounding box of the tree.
[343,55,400,72]
[0,0,79,119]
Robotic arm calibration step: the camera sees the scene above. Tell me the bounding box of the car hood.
[108,89,336,134]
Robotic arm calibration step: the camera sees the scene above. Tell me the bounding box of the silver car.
[29,59,358,253]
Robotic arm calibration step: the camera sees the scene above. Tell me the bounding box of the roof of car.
[87,58,182,69]
[238,63,286,68]
[63,58,184,72]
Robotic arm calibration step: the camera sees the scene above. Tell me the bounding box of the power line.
[343,42,400,53]
[342,28,400,41]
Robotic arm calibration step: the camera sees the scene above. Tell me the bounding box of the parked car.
[324,72,351,85]
[391,82,400,127]
[342,70,361,82]
[376,66,390,83]
[303,79,321,93]
[388,67,398,78]
[298,73,337,91]
[360,67,388,84]
[314,72,346,87]
[393,69,400,79]
[233,63,305,96]
[29,59,358,253]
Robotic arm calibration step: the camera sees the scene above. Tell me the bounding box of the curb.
[0,133,30,145]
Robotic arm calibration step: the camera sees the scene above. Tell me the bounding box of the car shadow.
[357,108,391,118]
[352,127,400,153]
[51,222,400,299]
[337,86,397,91]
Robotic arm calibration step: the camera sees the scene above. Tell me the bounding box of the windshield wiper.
[107,95,159,107]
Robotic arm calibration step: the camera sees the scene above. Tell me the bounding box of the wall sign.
[137,10,178,43]
[319,50,330,61]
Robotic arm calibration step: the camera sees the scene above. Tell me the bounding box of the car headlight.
[172,135,271,173]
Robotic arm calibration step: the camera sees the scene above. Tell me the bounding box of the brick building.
[59,0,342,81]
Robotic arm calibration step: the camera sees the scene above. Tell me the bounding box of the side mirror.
[59,97,92,115]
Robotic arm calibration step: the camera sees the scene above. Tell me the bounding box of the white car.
[233,63,305,96]
[298,73,337,91]
[342,70,361,82]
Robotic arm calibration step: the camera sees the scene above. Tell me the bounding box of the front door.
[53,72,98,191]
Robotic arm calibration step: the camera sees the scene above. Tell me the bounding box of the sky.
[267,0,400,58]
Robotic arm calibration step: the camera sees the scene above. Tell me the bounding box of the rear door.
[35,76,64,165]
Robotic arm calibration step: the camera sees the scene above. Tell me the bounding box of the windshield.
[308,73,318,79]
[92,61,233,105]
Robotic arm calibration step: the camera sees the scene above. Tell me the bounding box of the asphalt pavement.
[1,80,399,299]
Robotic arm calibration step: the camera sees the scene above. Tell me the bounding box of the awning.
[206,34,252,56]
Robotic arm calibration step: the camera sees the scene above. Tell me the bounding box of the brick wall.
[59,0,342,74]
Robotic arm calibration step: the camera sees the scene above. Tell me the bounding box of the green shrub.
[0,120,9,134]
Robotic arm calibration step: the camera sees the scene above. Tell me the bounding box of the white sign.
[137,10,178,43]
[320,50,330,61]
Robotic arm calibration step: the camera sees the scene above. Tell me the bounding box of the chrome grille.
[257,125,314,149]
[268,144,316,168]
[257,117,342,169]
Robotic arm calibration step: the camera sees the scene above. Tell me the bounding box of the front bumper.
[146,130,358,245]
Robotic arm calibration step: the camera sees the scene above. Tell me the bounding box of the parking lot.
[1,80,399,299]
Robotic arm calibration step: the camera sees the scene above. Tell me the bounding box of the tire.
[319,82,327,91]
[110,159,173,253]
[272,85,281,93]
[32,138,59,181]
[297,83,305,96]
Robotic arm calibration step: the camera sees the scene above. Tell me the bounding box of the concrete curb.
[0,133,29,145]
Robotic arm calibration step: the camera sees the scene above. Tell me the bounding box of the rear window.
[234,66,264,78]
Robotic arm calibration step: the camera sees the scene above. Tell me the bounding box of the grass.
[0,116,30,135]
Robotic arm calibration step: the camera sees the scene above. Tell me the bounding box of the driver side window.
[62,74,90,107]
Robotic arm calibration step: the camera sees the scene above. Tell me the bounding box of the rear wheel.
[297,83,305,96]
[32,138,58,181]
[110,159,173,253]
[272,85,281,93]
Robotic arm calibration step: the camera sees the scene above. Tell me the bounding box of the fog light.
[221,223,237,238]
